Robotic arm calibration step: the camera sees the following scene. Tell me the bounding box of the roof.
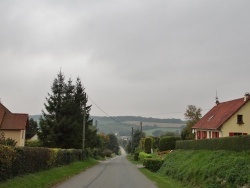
[0,103,28,130]
[192,97,250,130]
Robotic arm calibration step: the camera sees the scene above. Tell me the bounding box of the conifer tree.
[38,71,98,149]
[38,71,65,147]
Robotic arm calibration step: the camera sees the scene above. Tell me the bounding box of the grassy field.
[143,127,182,136]
[123,121,184,128]
[0,159,98,188]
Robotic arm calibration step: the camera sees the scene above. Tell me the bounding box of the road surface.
[54,147,156,188]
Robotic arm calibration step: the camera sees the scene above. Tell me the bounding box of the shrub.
[133,152,139,161]
[143,158,164,172]
[0,145,16,181]
[12,147,51,176]
[176,135,250,151]
[25,140,42,147]
[85,148,93,158]
[103,149,112,157]
[0,146,83,182]
[159,136,180,151]
[139,152,152,161]
[144,137,153,154]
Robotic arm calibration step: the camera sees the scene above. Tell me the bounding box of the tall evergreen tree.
[38,72,98,149]
[38,71,65,147]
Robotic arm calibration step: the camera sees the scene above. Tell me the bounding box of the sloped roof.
[192,97,250,130]
[0,103,28,130]
[0,103,11,124]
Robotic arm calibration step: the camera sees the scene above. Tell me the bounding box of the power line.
[87,95,125,125]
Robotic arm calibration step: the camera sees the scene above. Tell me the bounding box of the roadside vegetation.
[0,159,98,188]
[127,154,189,188]
[159,150,250,187]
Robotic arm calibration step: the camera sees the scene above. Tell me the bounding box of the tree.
[38,71,98,149]
[181,105,202,140]
[38,71,65,147]
[107,134,119,155]
[126,129,145,153]
[26,118,38,139]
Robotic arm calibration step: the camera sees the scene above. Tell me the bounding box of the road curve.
[54,152,156,188]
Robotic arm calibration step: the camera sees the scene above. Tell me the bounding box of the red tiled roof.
[0,103,28,130]
[192,97,250,130]
[1,113,28,130]
[0,103,11,124]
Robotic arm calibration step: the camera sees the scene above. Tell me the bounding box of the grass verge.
[0,158,98,188]
[139,168,189,188]
[127,155,189,188]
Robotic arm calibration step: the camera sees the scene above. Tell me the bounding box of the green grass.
[0,158,98,188]
[158,150,250,187]
[139,168,189,188]
[127,154,188,188]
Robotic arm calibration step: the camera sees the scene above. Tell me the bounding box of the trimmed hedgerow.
[12,147,51,176]
[176,135,250,151]
[0,146,83,182]
[159,136,180,151]
[0,145,16,181]
[143,158,164,172]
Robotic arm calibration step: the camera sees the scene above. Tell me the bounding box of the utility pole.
[131,127,134,154]
[82,93,86,160]
[140,121,142,136]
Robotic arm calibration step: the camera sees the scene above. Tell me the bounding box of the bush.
[133,152,139,161]
[159,136,180,151]
[144,137,153,154]
[0,146,83,182]
[12,147,51,176]
[25,140,42,147]
[143,158,164,172]
[0,145,16,181]
[139,152,152,161]
[176,135,250,151]
[103,149,112,157]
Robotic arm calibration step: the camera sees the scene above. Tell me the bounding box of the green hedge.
[159,136,180,151]
[144,137,152,154]
[139,152,152,161]
[0,145,83,182]
[143,158,163,172]
[176,135,250,151]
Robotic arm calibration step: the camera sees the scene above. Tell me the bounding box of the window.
[212,132,219,138]
[229,132,245,136]
[237,115,244,125]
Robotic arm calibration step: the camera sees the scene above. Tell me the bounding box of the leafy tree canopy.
[181,105,202,140]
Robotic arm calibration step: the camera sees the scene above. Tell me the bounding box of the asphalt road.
[54,148,156,188]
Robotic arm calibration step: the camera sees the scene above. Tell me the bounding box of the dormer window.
[237,115,244,125]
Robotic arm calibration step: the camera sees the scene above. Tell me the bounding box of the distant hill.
[91,116,186,137]
[29,115,42,123]
[29,115,186,137]
[91,116,185,124]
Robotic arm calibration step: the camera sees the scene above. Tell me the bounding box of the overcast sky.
[1,0,250,120]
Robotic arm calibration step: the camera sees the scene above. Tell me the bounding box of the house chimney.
[244,92,250,101]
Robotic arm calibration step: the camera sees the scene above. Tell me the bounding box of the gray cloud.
[1,0,250,119]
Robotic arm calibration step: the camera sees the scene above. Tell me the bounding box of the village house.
[0,102,28,146]
[192,93,250,140]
